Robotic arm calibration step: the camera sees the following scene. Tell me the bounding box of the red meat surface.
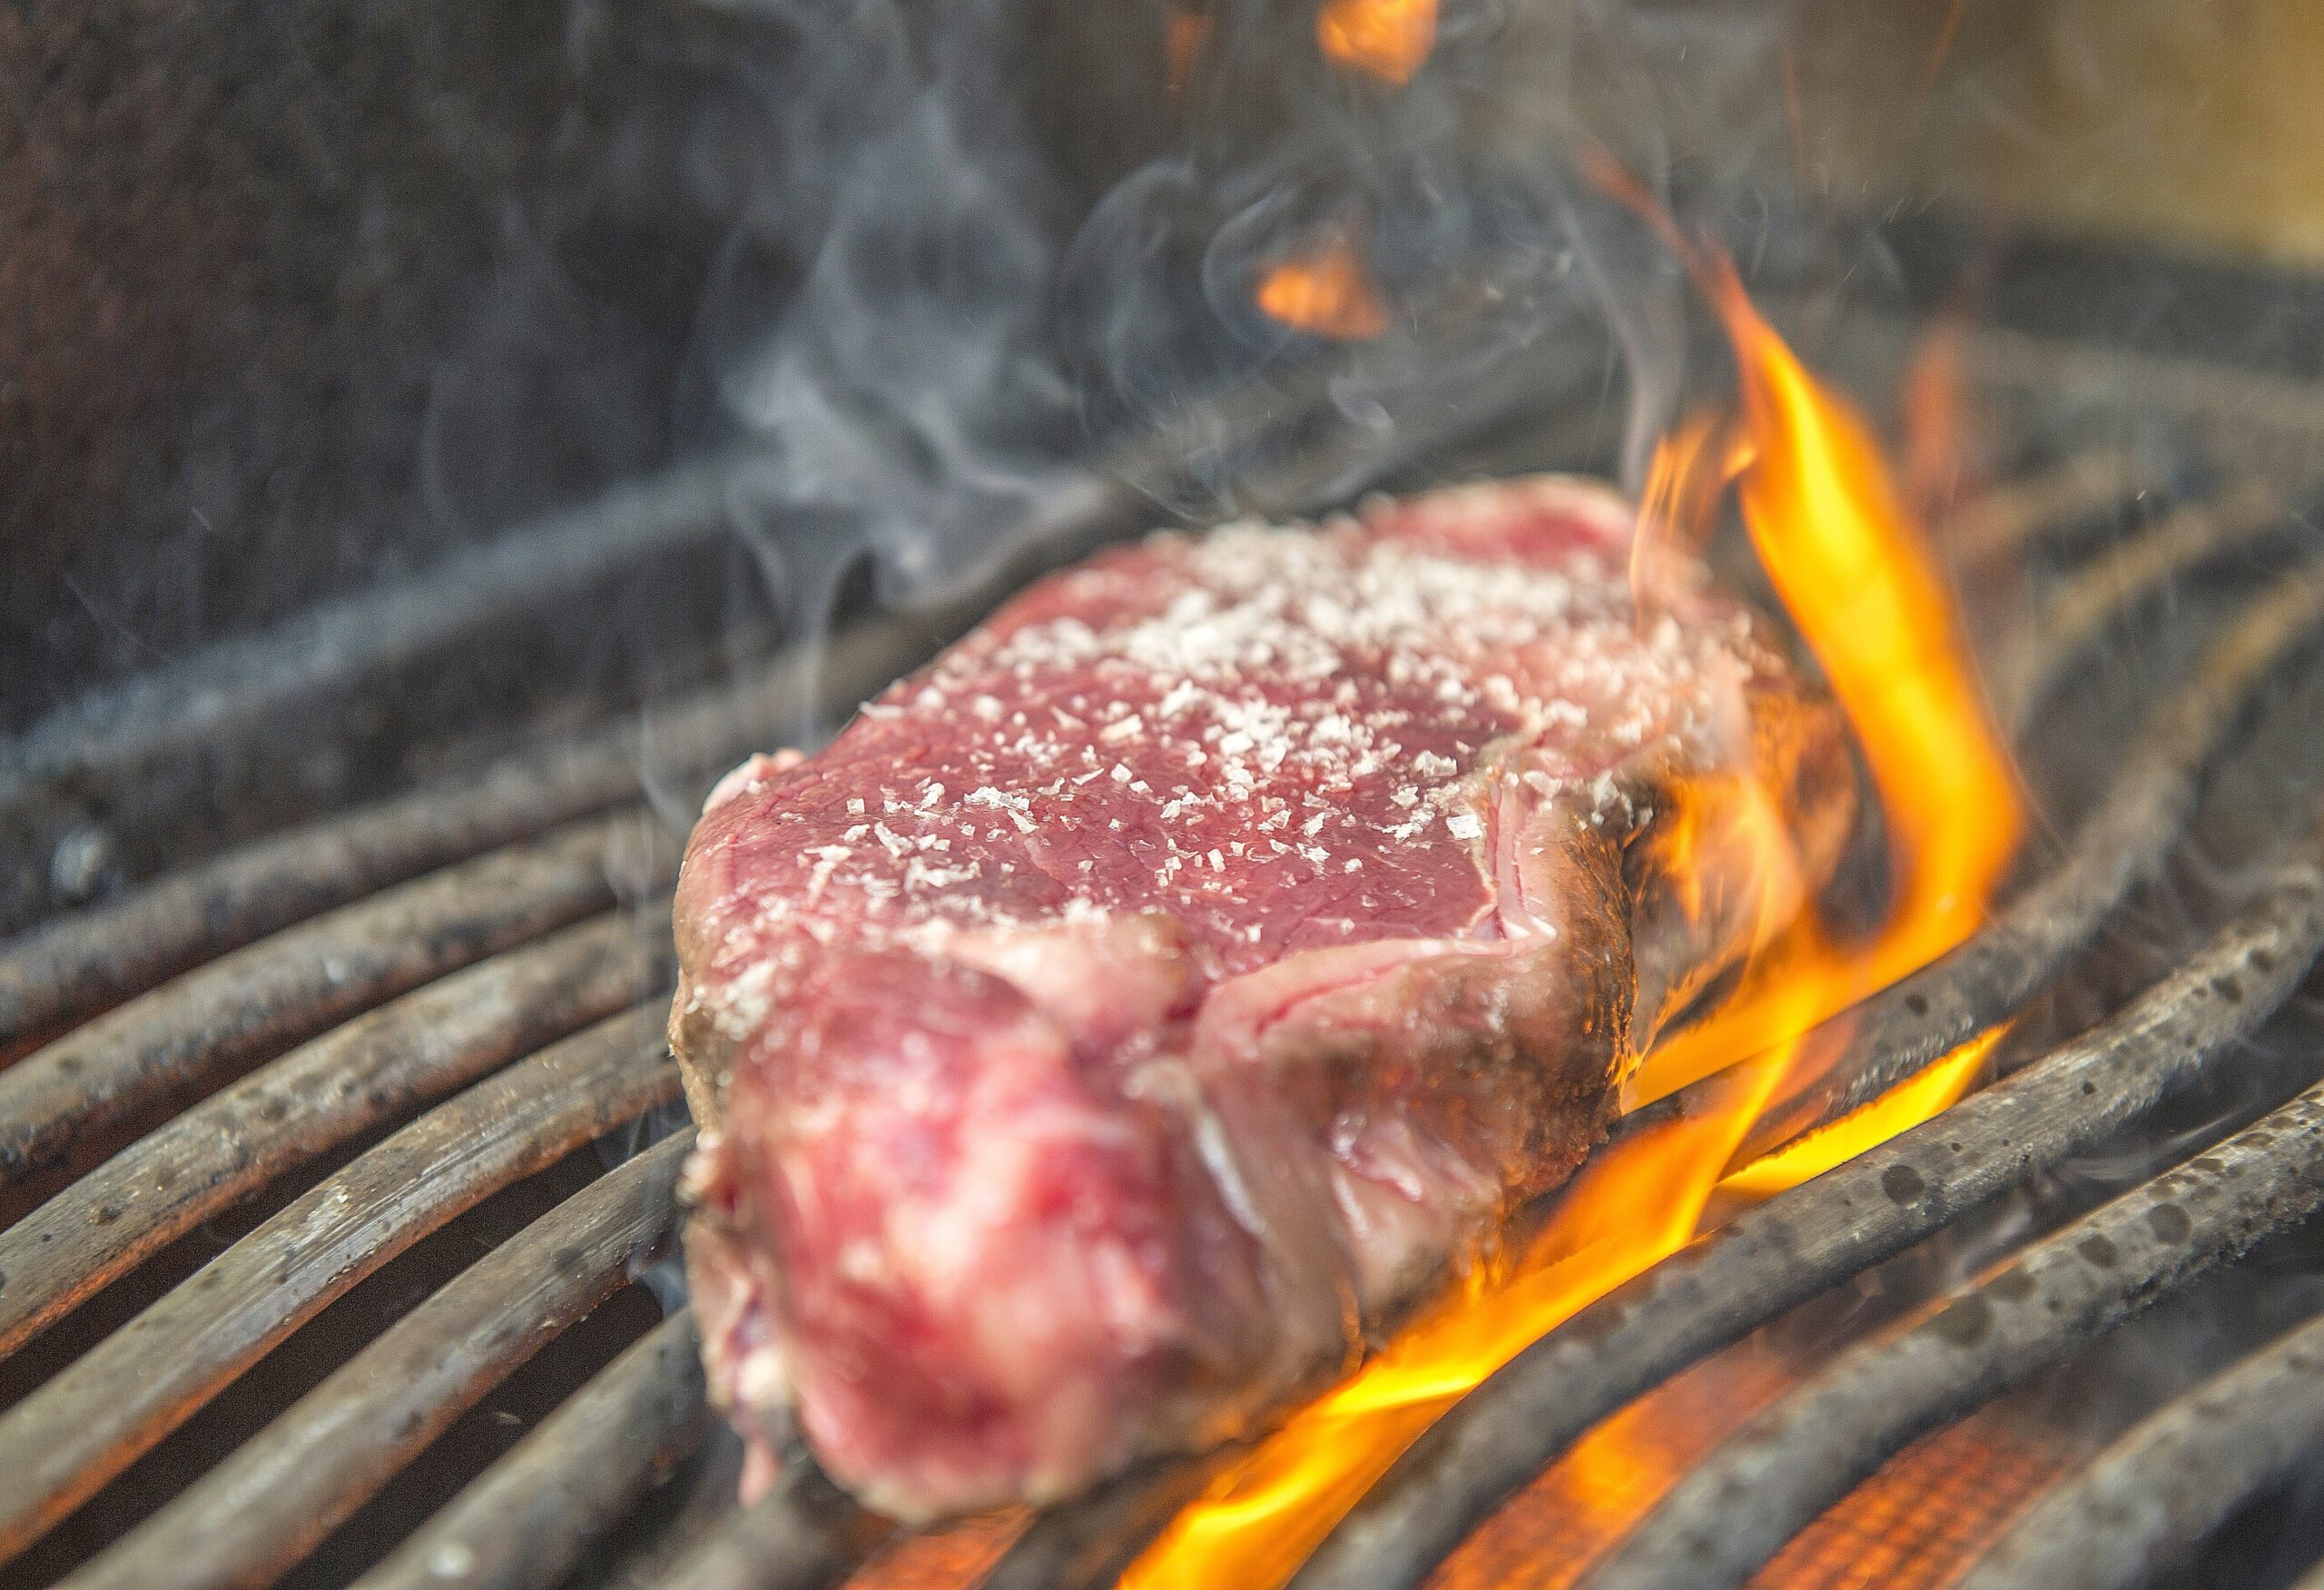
[670,476,1852,1519]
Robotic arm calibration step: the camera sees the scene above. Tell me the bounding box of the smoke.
[681,0,1090,627]
[415,0,1947,744]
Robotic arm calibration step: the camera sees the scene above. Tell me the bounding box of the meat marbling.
[670,476,1853,1519]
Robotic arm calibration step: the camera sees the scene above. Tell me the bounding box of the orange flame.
[1255,242,1390,340]
[1631,412,1752,618]
[1165,8,1208,101]
[1119,222,2023,1587]
[1316,0,1436,85]
[1718,1027,1998,1203]
[1625,251,2021,1109]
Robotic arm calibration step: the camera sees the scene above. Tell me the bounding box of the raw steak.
[671,477,1853,1520]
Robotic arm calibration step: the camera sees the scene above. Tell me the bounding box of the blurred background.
[8,0,2324,890]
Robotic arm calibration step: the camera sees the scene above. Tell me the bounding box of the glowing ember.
[1254,242,1390,340]
[1119,221,2023,1588]
[1315,0,1436,85]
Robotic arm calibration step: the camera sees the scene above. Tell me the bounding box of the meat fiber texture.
[670,476,1854,1520]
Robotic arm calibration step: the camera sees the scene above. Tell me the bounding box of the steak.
[670,476,1854,1520]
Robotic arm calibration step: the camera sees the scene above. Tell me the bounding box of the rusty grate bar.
[1955,1302,2324,1590]
[0,810,669,1188]
[1583,1070,2324,1590]
[0,1002,677,1564]
[353,1309,709,1590]
[58,1134,692,1589]
[0,905,669,1359]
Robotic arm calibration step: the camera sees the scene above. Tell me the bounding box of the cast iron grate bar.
[0,812,664,1188]
[57,1134,693,1590]
[0,1004,678,1564]
[352,1309,709,1590]
[0,905,669,1359]
[1955,1300,2324,1590]
[1581,1062,2324,1590]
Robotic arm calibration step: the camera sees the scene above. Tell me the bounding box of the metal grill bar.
[58,1133,691,1590]
[0,1002,676,1563]
[0,745,638,1057]
[0,906,667,1358]
[1991,479,2290,729]
[0,456,762,852]
[353,1309,707,1590]
[1583,1076,2324,1590]
[0,607,940,1054]
[655,1466,897,1590]
[980,1460,1228,1590]
[1949,449,2149,567]
[1955,1305,2324,1590]
[0,811,666,1188]
[1288,825,2324,1590]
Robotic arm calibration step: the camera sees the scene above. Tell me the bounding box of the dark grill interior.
[7,219,2324,1590]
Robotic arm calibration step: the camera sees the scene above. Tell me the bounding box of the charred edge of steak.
[1624,676,1858,1051]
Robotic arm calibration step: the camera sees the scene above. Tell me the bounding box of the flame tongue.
[1315,0,1437,85]
[1120,252,2023,1588]
[1255,242,1391,341]
[1624,257,2020,1110]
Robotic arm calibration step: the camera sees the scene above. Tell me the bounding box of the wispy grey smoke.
[684,0,1088,629]
[448,0,1866,750]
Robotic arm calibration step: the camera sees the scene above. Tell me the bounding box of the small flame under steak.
[669,477,1854,1520]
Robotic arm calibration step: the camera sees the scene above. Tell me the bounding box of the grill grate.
[6,311,2324,1590]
